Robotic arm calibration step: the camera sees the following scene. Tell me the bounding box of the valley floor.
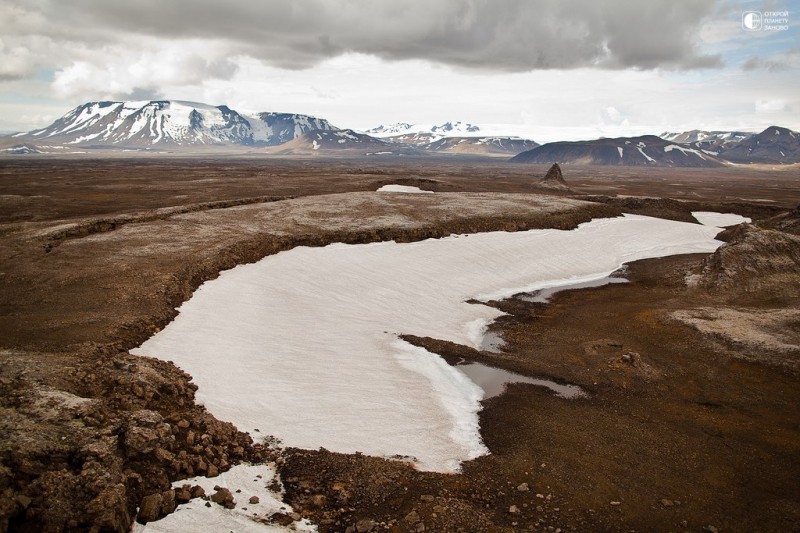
[0,158,798,532]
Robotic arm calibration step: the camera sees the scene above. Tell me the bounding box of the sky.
[0,0,798,142]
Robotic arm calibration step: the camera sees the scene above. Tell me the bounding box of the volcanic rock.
[210,487,235,509]
[538,163,570,191]
[136,493,162,523]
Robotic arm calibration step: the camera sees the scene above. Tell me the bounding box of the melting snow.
[456,363,586,400]
[637,147,655,162]
[617,147,624,158]
[311,140,320,150]
[132,215,726,473]
[67,132,104,144]
[664,144,706,159]
[243,115,275,143]
[692,211,751,227]
[135,464,316,533]
[376,184,433,194]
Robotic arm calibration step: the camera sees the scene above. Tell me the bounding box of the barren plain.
[1,156,798,532]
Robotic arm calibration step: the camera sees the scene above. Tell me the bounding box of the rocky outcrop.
[0,351,268,532]
[695,223,800,303]
[538,163,570,190]
[758,204,800,236]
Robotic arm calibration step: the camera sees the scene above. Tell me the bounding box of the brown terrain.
[0,156,799,532]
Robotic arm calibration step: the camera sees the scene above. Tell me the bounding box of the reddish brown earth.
[0,156,798,532]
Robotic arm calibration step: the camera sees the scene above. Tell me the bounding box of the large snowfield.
[132,214,730,473]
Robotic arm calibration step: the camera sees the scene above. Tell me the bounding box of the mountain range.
[1,100,798,165]
[265,129,420,156]
[659,130,753,153]
[510,135,724,167]
[714,126,799,164]
[5,101,337,149]
[366,121,482,140]
[512,126,800,167]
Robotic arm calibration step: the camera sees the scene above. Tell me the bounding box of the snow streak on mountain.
[15,101,337,148]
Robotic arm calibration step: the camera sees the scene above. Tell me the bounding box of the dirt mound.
[694,224,800,303]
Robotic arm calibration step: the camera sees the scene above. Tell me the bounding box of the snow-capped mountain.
[266,129,420,156]
[422,136,538,156]
[384,132,439,146]
[366,121,481,140]
[10,101,337,149]
[659,130,753,153]
[379,128,538,156]
[511,135,725,167]
[365,123,415,137]
[659,127,800,163]
[719,126,800,164]
[245,112,337,145]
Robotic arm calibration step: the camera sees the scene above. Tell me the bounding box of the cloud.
[5,0,723,76]
[600,106,630,127]
[50,40,240,100]
[755,98,789,113]
[742,56,789,72]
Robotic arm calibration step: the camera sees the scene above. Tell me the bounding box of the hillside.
[3,100,337,150]
[718,126,800,164]
[660,130,752,153]
[265,129,421,156]
[423,136,538,156]
[511,135,725,167]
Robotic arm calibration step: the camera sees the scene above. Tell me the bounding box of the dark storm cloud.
[11,0,722,72]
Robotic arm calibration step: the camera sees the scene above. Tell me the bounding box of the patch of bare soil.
[669,307,800,368]
[1,159,798,532]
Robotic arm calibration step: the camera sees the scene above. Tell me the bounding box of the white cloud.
[0,0,798,137]
[755,98,789,113]
[51,38,240,101]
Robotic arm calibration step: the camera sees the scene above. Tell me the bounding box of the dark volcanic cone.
[538,163,570,191]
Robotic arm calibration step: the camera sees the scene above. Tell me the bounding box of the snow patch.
[135,464,316,533]
[617,146,623,158]
[132,215,725,473]
[692,211,751,227]
[664,144,706,159]
[637,147,655,162]
[376,184,433,194]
